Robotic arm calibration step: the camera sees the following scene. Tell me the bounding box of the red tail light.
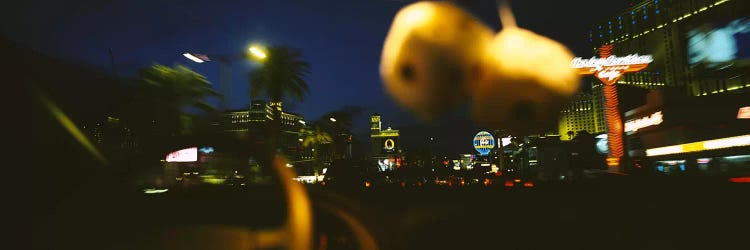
[321,181,326,187]
[729,177,750,183]
[495,171,503,176]
[523,182,534,188]
[417,181,423,187]
[504,181,514,187]
[401,181,406,187]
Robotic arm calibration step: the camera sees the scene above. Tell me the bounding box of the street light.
[248,46,267,60]
[329,117,337,122]
[182,53,206,63]
[182,44,267,111]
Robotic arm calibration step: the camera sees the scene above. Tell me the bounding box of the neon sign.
[624,111,663,133]
[572,44,652,169]
[473,131,495,156]
[738,106,750,119]
[646,134,750,157]
[166,147,198,162]
[384,139,395,151]
[572,54,653,85]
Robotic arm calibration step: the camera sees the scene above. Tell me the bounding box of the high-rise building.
[558,92,604,140]
[588,0,748,95]
[580,0,750,172]
[562,0,749,141]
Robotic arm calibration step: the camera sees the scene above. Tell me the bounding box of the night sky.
[5,0,627,155]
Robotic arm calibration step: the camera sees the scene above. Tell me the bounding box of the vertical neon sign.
[571,44,653,168]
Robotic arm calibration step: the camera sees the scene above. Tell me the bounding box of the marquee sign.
[166,147,198,162]
[624,111,663,133]
[473,131,495,156]
[571,54,653,85]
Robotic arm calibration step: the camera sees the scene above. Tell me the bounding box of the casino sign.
[473,131,495,156]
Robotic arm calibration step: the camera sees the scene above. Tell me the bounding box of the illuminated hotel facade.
[578,0,750,173]
[222,100,311,161]
[588,0,748,94]
[562,0,748,142]
[370,113,402,171]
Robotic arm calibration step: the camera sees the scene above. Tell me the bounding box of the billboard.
[687,18,750,69]
[473,131,495,156]
[166,147,198,162]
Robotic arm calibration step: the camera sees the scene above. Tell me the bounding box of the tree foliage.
[248,46,311,103]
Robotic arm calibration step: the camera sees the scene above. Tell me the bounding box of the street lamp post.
[182,45,267,111]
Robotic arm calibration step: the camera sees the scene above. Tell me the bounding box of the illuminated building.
[370,113,401,170]
[221,100,309,160]
[623,89,750,174]
[558,92,604,141]
[583,0,749,168]
[588,0,748,96]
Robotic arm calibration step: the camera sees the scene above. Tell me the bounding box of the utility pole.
[108,48,118,79]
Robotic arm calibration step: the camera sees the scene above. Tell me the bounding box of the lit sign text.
[625,111,663,133]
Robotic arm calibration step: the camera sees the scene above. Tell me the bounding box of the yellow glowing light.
[248,46,267,59]
[703,135,750,150]
[606,157,620,167]
[384,139,395,150]
[37,91,107,165]
[401,4,433,26]
[646,134,750,156]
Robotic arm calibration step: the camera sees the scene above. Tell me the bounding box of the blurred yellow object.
[471,3,580,135]
[36,88,107,165]
[380,1,493,119]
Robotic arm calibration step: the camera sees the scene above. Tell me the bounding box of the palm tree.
[318,106,365,134]
[300,126,332,177]
[127,64,221,135]
[317,106,364,160]
[248,46,311,149]
[121,64,221,167]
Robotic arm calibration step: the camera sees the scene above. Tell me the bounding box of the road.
[307,175,750,249]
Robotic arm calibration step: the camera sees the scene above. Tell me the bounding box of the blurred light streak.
[646,135,750,156]
[729,177,750,183]
[273,155,312,250]
[320,203,378,250]
[143,188,168,194]
[183,53,205,63]
[36,89,107,165]
[248,47,267,59]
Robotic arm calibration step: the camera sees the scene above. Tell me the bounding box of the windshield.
[16,0,750,249]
